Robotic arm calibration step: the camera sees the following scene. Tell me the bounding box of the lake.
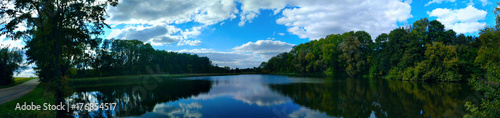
[66,74,480,118]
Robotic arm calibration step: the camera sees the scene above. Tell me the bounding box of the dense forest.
[260,18,484,82]
[69,39,231,78]
[261,12,500,117]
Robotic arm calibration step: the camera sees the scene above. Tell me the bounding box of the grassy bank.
[0,83,56,117]
[0,77,37,89]
[69,73,240,87]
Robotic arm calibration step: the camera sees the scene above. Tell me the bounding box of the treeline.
[261,18,485,82]
[0,47,25,85]
[70,39,230,78]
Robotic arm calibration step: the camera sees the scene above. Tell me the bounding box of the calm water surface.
[66,75,480,118]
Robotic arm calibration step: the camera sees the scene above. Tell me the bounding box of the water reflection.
[67,75,479,118]
[186,75,313,106]
[270,77,480,118]
[67,77,212,117]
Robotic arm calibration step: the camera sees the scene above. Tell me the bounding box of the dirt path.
[0,79,40,105]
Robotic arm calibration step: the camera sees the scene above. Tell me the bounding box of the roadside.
[0,79,40,105]
[0,83,56,117]
[0,77,37,89]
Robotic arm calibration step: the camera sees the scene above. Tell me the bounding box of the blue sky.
[1,0,498,77]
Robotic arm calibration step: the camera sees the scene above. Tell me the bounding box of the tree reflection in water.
[65,75,480,118]
[66,77,212,117]
[269,78,480,118]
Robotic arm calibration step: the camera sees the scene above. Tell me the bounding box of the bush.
[0,47,25,85]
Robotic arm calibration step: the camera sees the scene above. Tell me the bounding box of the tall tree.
[338,31,367,77]
[1,0,118,82]
[1,0,117,117]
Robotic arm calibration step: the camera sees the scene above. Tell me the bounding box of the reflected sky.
[140,75,330,118]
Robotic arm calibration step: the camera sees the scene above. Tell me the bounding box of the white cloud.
[107,0,238,25]
[109,24,205,46]
[278,33,285,36]
[425,0,456,6]
[14,63,36,77]
[177,40,202,46]
[238,0,289,26]
[106,0,242,46]
[428,5,487,34]
[0,36,25,49]
[15,68,35,77]
[113,25,174,42]
[276,0,412,40]
[479,0,489,6]
[107,0,413,44]
[177,40,294,68]
[233,40,295,59]
[177,48,259,68]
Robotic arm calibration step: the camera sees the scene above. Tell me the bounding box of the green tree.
[1,0,118,83]
[370,33,389,77]
[338,31,368,77]
[383,28,411,78]
[0,47,25,85]
[465,4,500,116]
[403,42,461,81]
[1,0,118,117]
[322,34,344,76]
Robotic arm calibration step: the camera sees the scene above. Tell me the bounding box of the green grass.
[0,77,37,89]
[0,83,56,117]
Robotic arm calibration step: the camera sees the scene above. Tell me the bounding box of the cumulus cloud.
[113,25,175,43]
[425,0,456,6]
[107,0,238,25]
[177,40,294,68]
[276,0,412,40]
[428,5,487,34]
[109,24,206,46]
[106,0,241,46]
[233,40,295,59]
[278,33,285,36]
[238,0,288,26]
[107,0,414,44]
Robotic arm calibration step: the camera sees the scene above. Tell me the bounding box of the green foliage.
[261,18,486,81]
[0,83,56,117]
[72,39,222,77]
[413,42,461,81]
[1,0,118,83]
[338,31,372,77]
[0,47,25,85]
[465,9,500,116]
